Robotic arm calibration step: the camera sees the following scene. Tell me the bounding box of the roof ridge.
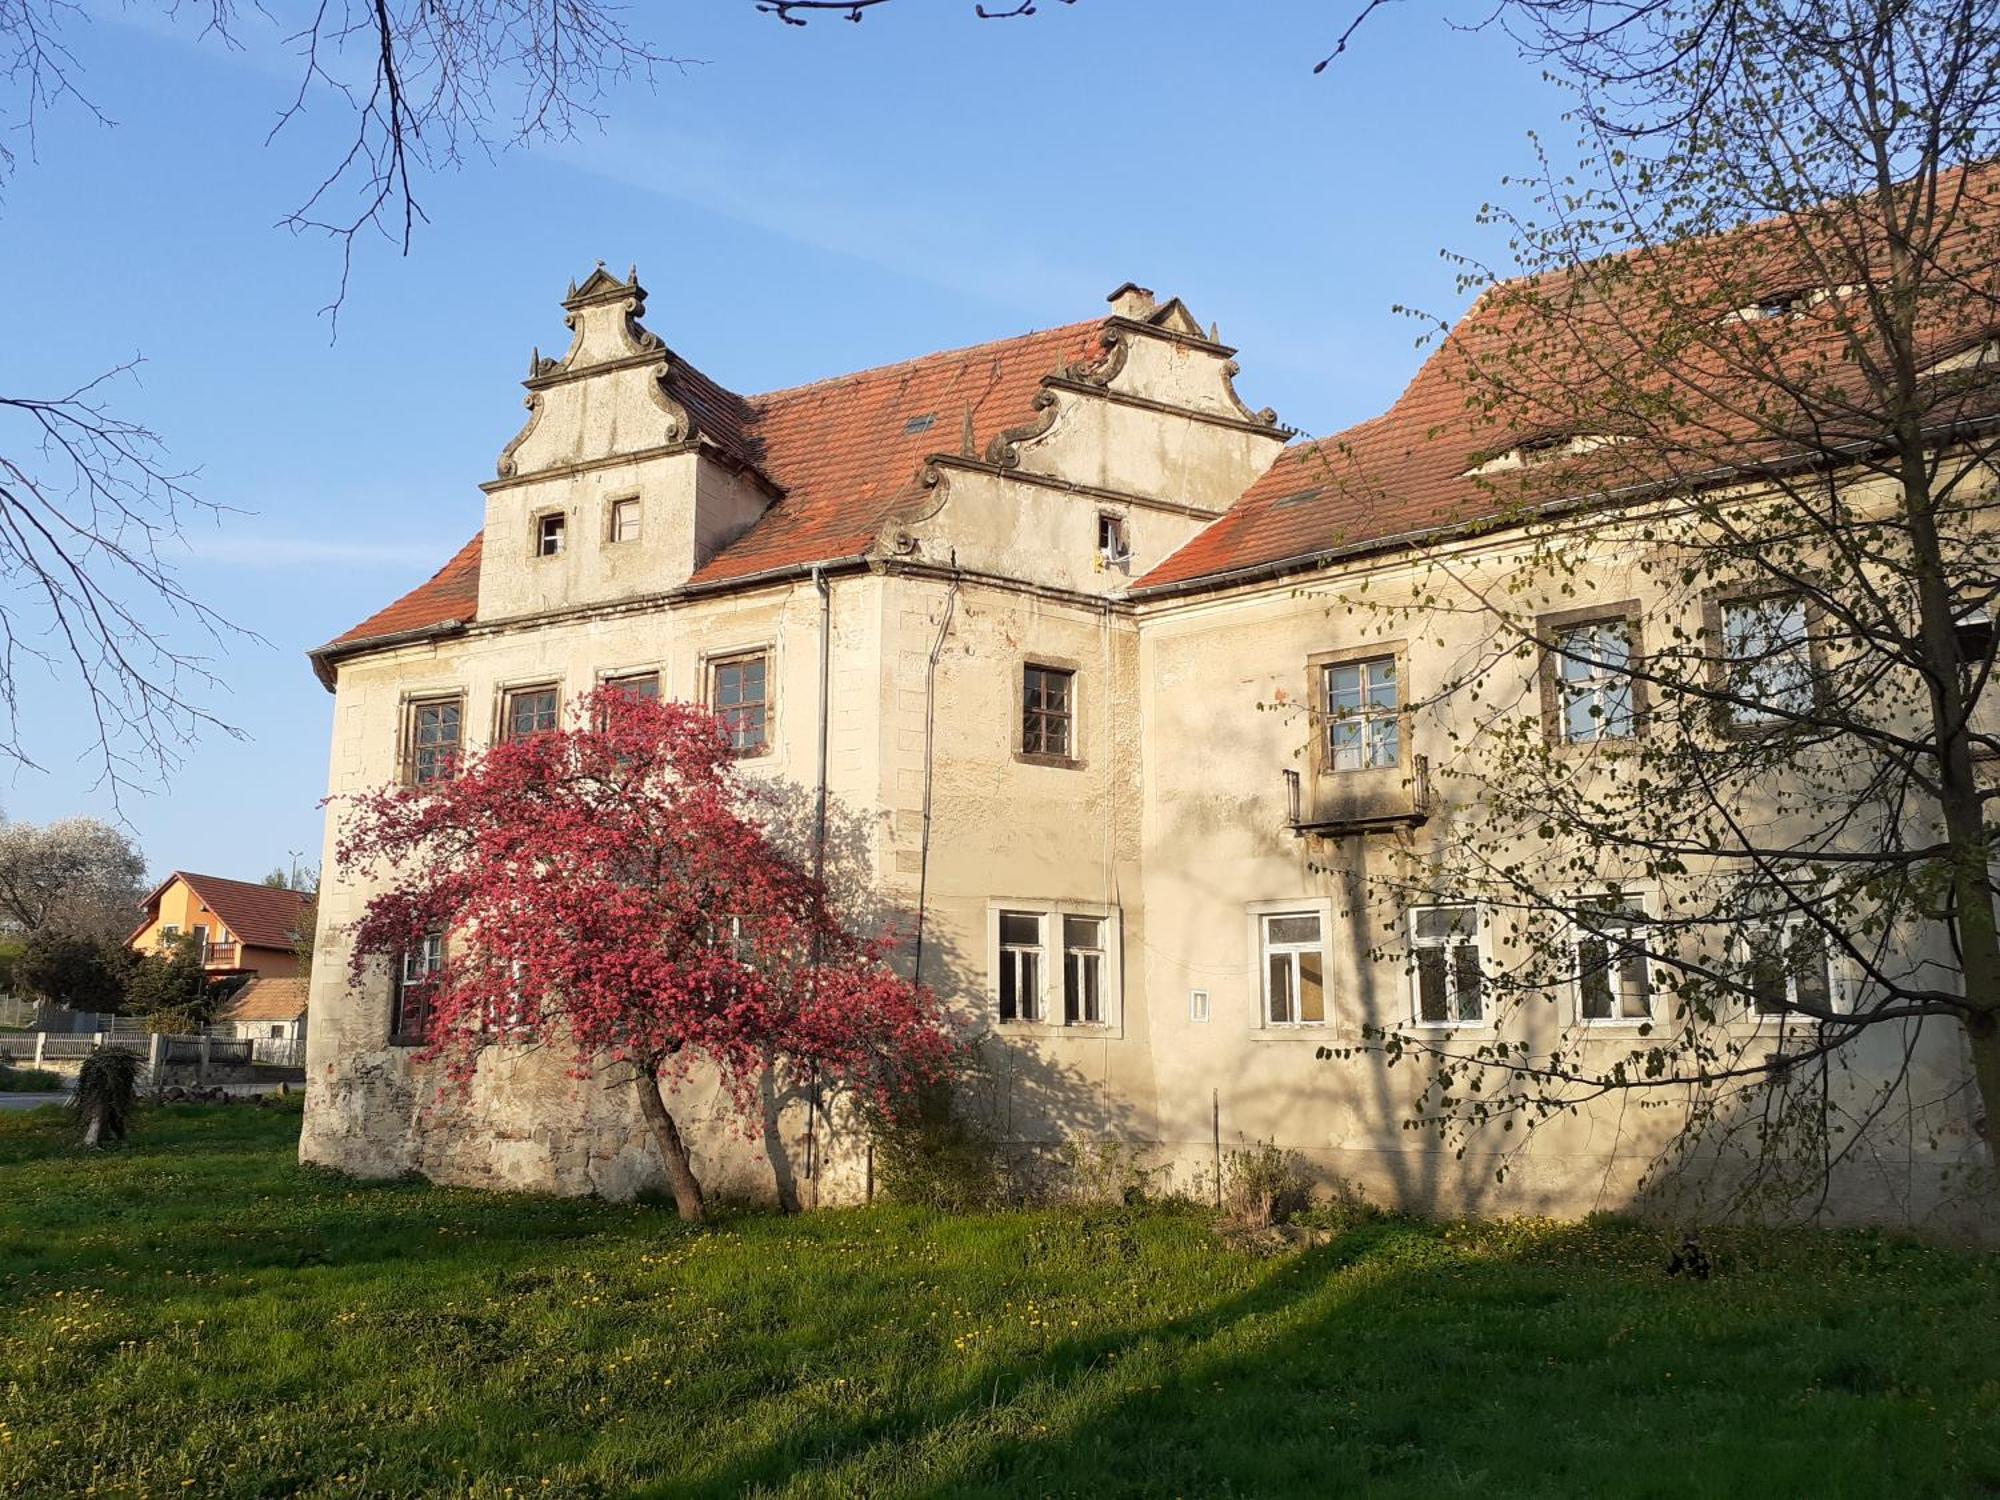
[746,317,1104,404]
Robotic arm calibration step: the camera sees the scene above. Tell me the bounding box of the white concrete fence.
[0,1029,304,1078]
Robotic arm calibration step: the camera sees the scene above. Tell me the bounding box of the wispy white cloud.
[178,533,460,569]
[543,124,1105,317]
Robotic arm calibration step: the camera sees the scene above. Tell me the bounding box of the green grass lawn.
[2,1105,1997,1499]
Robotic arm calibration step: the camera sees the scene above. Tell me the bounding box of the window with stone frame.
[1021,664,1074,759]
[390,932,445,1044]
[535,511,567,557]
[1574,895,1654,1022]
[1720,593,1816,725]
[603,670,660,703]
[1062,914,1108,1025]
[501,685,561,742]
[608,497,641,544]
[404,694,464,785]
[1260,910,1327,1025]
[1409,904,1485,1025]
[1740,915,1838,1018]
[1548,616,1639,743]
[997,909,1044,1023]
[1323,655,1399,771]
[709,652,770,756]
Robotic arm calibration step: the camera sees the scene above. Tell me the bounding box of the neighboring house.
[128,873,313,981]
[297,236,1992,1226]
[216,976,310,1044]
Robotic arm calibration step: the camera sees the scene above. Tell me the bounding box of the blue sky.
[0,0,1564,882]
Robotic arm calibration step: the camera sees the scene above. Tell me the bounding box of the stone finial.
[1106,282,1157,320]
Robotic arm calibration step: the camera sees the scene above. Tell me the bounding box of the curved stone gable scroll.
[984,389,1063,469]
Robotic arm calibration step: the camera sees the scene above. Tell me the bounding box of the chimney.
[1106,282,1157,321]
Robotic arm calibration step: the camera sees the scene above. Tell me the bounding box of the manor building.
[301,260,1988,1228]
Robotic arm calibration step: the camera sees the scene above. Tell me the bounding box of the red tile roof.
[136,873,314,953]
[318,320,1106,664]
[328,533,483,651]
[1140,166,2000,592]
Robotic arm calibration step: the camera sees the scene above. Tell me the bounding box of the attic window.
[1097,513,1131,570]
[1727,285,1855,324]
[1272,486,1324,511]
[536,512,567,558]
[904,413,938,435]
[1464,432,1630,478]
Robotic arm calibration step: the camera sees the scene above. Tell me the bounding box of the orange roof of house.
[218,976,310,1024]
[134,873,313,952]
[320,319,1107,660]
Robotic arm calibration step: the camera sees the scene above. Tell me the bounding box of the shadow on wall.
[1134,690,2000,1235]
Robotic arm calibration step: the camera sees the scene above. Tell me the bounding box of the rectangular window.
[1324,656,1399,771]
[710,652,769,755]
[609,498,641,544]
[998,910,1044,1023]
[405,695,463,785]
[501,685,561,742]
[1260,911,1326,1025]
[1555,620,1636,743]
[190,925,211,963]
[1097,513,1130,568]
[1062,915,1106,1025]
[605,671,660,702]
[1022,665,1074,759]
[1576,897,1653,1021]
[391,933,444,1044]
[1410,904,1483,1025]
[1743,918,1835,1017]
[1723,595,1813,724]
[536,512,567,557]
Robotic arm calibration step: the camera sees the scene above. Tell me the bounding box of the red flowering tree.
[335,687,958,1221]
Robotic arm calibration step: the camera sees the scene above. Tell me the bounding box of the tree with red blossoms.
[335,687,959,1221]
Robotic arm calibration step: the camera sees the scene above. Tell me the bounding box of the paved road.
[0,1091,68,1112]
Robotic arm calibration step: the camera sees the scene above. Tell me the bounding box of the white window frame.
[1734,913,1846,1022]
[988,901,1122,1032]
[535,511,567,558]
[1722,594,1813,725]
[608,496,641,544]
[1323,655,1400,772]
[1244,898,1335,1033]
[1554,620,1637,744]
[1571,893,1656,1026]
[1407,903,1487,1029]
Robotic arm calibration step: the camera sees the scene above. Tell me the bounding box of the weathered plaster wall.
[1131,542,1988,1233]
[300,572,893,1201]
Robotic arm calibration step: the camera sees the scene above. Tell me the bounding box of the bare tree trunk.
[1969,1020,2000,1149]
[1904,456,2000,1151]
[634,1067,705,1222]
[81,1108,103,1148]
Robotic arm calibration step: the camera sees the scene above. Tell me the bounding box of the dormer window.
[536,512,567,557]
[1464,432,1630,478]
[1097,513,1131,570]
[1726,285,1854,324]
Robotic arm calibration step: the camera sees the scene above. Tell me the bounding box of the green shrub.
[1054,1138,1177,1206]
[868,1084,1008,1212]
[0,1063,63,1092]
[1221,1140,1313,1228]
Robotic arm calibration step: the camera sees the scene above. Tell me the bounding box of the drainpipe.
[813,565,831,884]
[804,564,832,1189]
[912,559,961,989]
